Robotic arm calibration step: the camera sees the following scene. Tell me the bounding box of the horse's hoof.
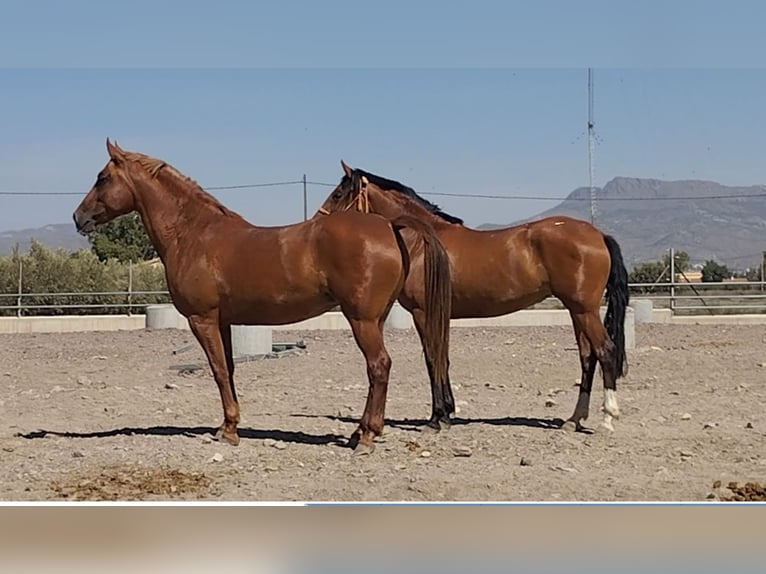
[353,442,375,456]
[439,418,452,431]
[215,427,240,446]
[598,420,616,433]
[560,420,578,432]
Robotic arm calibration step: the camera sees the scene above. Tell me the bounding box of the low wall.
[3,304,763,339]
[0,305,635,350]
[0,315,146,334]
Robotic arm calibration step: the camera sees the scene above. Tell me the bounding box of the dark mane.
[354,169,464,225]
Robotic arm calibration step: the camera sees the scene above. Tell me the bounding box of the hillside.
[4,177,766,271]
[0,223,89,255]
[478,177,766,269]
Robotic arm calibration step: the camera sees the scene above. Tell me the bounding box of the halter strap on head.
[317,172,370,216]
[354,175,370,214]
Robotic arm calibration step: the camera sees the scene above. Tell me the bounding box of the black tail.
[603,234,629,377]
[389,214,452,398]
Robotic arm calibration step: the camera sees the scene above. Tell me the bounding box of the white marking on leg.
[601,413,615,432]
[603,388,620,418]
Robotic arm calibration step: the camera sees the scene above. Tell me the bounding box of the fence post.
[127,261,133,316]
[16,260,22,317]
[669,247,675,315]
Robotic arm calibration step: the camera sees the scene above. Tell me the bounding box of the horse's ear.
[340,159,353,178]
[106,138,126,163]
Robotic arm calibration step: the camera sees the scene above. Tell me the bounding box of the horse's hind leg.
[346,317,392,455]
[411,308,452,431]
[187,313,241,446]
[564,310,620,432]
[562,312,597,432]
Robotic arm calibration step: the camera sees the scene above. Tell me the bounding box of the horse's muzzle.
[73,211,96,235]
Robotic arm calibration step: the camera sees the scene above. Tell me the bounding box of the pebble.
[210,452,224,463]
[263,438,277,447]
[745,422,754,429]
[680,413,692,420]
[164,383,179,390]
[76,376,91,386]
[72,451,85,458]
[544,398,557,408]
[274,441,288,450]
[703,422,717,429]
[680,450,694,458]
[420,450,432,458]
[520,457,532,467]
[453,446,472,457]
[201,435,213,444]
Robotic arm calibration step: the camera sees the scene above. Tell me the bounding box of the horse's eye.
[332,191,342,200]
[96,174,110,186]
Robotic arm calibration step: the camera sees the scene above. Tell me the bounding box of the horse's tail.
[603,233,630,377]
[389,215,452,397]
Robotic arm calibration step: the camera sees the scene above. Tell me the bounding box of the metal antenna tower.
[587,67,597,225]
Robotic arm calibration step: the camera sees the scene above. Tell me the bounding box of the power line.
[0,180,306,196]
[421,190,766,202]
[206,180,304,190]
[2,183,766,202]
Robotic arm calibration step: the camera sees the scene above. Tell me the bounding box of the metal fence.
[0,289,171,317]
[2,280,766,317]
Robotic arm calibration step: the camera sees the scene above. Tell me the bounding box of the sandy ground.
[0,323,764,501]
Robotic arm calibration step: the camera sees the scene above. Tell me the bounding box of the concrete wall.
[0,304,636,351]
[2,303,763,338]
[0,315,145,334]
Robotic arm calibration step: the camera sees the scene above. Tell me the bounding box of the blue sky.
[1,1,765,231]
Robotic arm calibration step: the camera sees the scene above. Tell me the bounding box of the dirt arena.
[1,323,764,501]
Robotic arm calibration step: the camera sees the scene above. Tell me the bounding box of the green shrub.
[0,240,169,316]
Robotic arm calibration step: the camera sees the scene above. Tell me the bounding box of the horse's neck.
[384,197,450,231]
[133,178,212,260]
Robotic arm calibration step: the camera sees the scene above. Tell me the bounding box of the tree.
[701,259,730,283]
[88,214,156,263]
[745,252,766,282]
[629,260,668,286]
[663,250,690,274]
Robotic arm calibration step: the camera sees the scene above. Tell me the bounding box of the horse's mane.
[353,169,464,225]
[124,151,239,218]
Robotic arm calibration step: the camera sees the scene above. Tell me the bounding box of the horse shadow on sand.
[16,425,349,447]
[16,413,572,447]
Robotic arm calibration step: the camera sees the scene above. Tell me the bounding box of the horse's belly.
[451,288,550,319]
[221,292,336,326]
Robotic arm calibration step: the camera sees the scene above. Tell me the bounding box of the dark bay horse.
[318,161,630,433]
[73,141,452,454]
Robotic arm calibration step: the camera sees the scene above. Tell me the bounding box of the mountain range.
[3,177,765,269]
[0,223,89,255]
[478,176,766,270]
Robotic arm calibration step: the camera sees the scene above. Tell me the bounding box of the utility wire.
[2,182,766,202]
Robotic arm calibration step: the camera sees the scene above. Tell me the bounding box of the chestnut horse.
[318,161,630,433]
[73,141,452,454]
